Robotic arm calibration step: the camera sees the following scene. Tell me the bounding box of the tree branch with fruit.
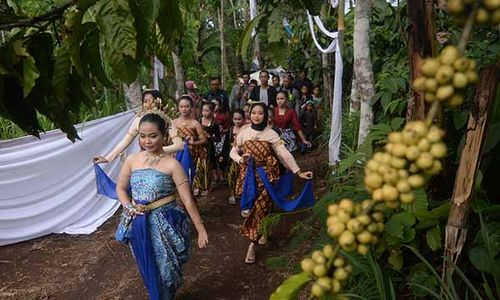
[270,1,498,298]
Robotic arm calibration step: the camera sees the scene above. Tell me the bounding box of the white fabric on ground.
[0,110,138,246]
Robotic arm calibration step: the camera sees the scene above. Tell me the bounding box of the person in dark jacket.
[205,77,229,112]
[293,69,313,92]
[249,70,277,107]
[300,100,317,153]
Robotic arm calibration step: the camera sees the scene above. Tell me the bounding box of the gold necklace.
[144,152,165,167]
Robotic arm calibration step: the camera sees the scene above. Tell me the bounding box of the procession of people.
[93,69,321,299]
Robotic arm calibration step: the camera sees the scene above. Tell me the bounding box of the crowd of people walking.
[93,68,321,299]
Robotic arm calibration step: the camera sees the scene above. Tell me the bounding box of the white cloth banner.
[0,110,139,246]
[249,0,258,37]
[153,56,164,91]
[306,10,343,164]
[330,45,343,164]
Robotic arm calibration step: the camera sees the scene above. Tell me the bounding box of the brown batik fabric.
[227,160,239,197]
[236,140,280,242]
[178,127,209,190]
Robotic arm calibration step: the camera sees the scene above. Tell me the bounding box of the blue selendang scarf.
[240,158,315,212]
[174,142,196,185]
[94,163,119,199]
[94,143,195,200]
[129,200,161,300]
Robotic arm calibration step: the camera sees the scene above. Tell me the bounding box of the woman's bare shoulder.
[158,155,181,173]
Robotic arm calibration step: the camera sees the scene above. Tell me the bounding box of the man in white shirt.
[249,70,277,107]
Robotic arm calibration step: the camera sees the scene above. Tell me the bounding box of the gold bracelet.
[176,179,189,187]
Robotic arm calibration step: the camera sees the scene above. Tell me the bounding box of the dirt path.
[0,149,327,300]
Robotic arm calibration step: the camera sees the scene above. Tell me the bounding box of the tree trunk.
[320,4,333,110]
[218,1,229,88]
[249,0,260,70]
[229,0,238,28]
[442,64,499,279]
[322,53,333,109]
[354,0,375,147]
[337,0,345,67]
[349,78,360,114]
[406,0,437,121]
[122,79,142,109]
[171,46,185,101]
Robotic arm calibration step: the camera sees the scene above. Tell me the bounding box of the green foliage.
[266,256,289,270]
[272,1,499,297]
[0,0,183,140]
[260,213,282,240]
[95,0,138,83]
[405,245,486,300]
[0,87,126,139]
[370,1,410,122]
[239,14,263,60]
[269,272,311,300]
[342,252,397,300]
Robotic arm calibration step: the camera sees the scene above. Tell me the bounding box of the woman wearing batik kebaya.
[116,113,208,300]
[93,89,184,164]
[172,95,208,196]
[221,108,245,205]
[230,102,313,264]
[200,101,221,196]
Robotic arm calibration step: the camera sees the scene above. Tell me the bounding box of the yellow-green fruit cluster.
[301,245,353,298]
[447,0,500,26]
[412,46,478,108]
[327,199,384,253]
[365,121,447,207]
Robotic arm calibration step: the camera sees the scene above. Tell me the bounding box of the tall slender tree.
[406,0,437,121]
[172,46,186,99]
[321,4,334,110]
[353,0,375,147]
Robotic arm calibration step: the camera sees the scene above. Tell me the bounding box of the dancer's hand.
[93,156,108,164]
[303,140,312,148]
[197,228,208,248]
[240,153,251,165]
[124,204,144,216]
[187,137,195,145]
[298,171,313,180]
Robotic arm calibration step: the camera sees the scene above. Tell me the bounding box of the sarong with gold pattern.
[236,140,280,242]
[227,160,239,197]
[178,127,209,191]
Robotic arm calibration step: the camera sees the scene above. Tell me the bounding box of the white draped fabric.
[249,0,258,37]
[249,0,261,70]
[306,10,343,164]
[153,56,164,91]
[0,110,138,246]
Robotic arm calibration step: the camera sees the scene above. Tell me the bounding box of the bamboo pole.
[442,64,500,279]
[320,4,333,111]
[335,0,345,109]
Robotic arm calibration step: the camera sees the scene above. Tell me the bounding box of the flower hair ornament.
[247,99,266,106]
[139,97,172,129]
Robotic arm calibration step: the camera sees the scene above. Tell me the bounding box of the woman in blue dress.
[116,113,208,300]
